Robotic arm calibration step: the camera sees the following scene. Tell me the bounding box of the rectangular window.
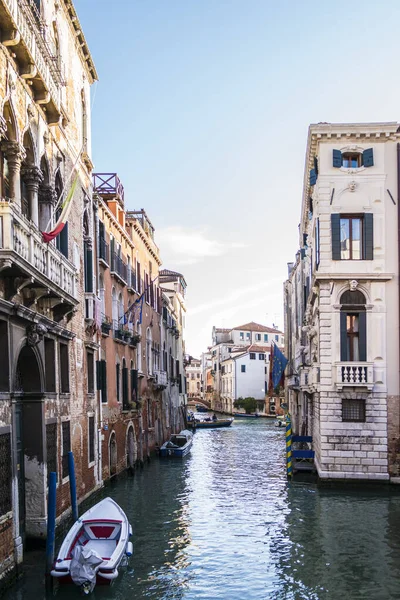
[46,422,57,484]
[0,432,12,515]
[246,333,251,339]
[264,334,268,342]
[255,334,261,341]
[340,217,362,260]
[62,421,70,479]
[59,343,69,393]
[275,335,279,341]
[250,353,256,360]
[240,332,244,340]
[87,350,94,393]
[241,365,246,373]
[45,339,56,392]
[346,314,359,361]
[258,354,265,360]
[88,416,95,463]
[342,399,365,422]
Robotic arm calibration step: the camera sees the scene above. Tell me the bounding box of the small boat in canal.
[51,497,132,594]
[233,412,260,418]
[159,429,193,457]
[275,415,287,428]
[188,416,234,429]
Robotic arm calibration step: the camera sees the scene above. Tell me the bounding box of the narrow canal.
[5,418,400,599]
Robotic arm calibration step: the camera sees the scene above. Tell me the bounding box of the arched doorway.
[14,344,44,541]
[126,426,137,471]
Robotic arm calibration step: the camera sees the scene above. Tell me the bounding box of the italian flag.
[41,174,79,243]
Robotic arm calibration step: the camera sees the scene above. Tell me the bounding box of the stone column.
[38,184,57,233]
[21,166,43,227]
[1,141,26,208]
[0,116,6,140]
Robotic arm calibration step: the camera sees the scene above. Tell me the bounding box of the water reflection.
[4,419,400,600]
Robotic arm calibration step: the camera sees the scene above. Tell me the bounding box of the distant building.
[186,358,202,398]
[210,322,284,412]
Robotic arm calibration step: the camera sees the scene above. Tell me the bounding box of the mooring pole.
[286,413,292,478]
[68,451,78,521]
[46,471,57,576]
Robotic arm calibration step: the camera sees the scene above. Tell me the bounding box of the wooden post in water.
[68,451,78,521]
[45,471,57,582]
[286,413,292,478]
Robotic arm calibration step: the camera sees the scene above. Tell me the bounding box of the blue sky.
[75,0,400,357]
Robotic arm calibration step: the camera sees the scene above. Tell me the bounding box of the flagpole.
[120,274,160,325]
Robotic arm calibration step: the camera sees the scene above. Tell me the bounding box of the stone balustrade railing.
[0,203,77,299]
[335,362,374,391]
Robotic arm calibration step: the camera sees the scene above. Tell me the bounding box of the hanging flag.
[268,344,274,396]
[271,343,288,390]
[42,174,79,243]
[120,274,159,325]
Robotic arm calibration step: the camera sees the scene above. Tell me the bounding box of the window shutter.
[358,311,367,361]
[84,242,93,293]
[96,360,102,391]
[363,148,374,168]
[309,168,317,186]
[101,360,107,403]
[340,312,348,361]
[363,213,374,260]
[131,369,138,404]
[333,149,342,168]
[60,222,68,258]
[314,156,318,176]
[331,214,341,260]
[122,367,129,409]
[110,237,115,271]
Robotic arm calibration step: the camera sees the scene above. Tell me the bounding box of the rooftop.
[232,321,283,334]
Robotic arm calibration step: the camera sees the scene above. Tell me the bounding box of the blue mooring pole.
[46,471,57,576]
[68,451,78,522]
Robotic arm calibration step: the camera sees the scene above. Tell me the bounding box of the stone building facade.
[285,122,400,481]
[186,357,201,398]
[0,0,99,586]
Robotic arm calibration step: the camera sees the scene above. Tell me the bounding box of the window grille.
[342,399,365,422]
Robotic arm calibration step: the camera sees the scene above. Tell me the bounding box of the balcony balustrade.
[93,173,124,203]
[0,202,77,306]
[335,362,374,391]
[154,370,167,389]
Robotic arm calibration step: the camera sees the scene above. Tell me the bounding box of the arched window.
[137,322,142,372]
[146,327,152,375]
[116,360,120,402]
[112,287,118,329]
[118,292,124,325]
[55,170,68,258]
[340,289,366,362]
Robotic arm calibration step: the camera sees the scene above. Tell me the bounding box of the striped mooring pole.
[286,413,292,478]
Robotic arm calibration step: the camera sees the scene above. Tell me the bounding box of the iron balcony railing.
[93,173,124,203]
[99,237,109,264]
[110,252,127,283]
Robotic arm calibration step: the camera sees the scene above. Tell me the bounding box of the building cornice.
[62,0,98,83]
[314,273,394,282]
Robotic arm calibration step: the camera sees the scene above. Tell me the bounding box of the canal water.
[5,418,400,599]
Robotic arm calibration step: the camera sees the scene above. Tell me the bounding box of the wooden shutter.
[331,214,341,260]
[110,237,115,271]
[101,360,107,403]
[137,262,141,293]
[363,148,374,167]
[314,156,318,176]
[59,222,68,258]
[333,149,342,168]
[363,213,373,260]
[358,311,367,361]
[122,367,129,410]
[84,242,93,293]
[309,168,317,186]
[340,312,348,361]
[131,369,138,404]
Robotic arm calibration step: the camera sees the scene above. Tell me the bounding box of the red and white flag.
[41,174,79,243]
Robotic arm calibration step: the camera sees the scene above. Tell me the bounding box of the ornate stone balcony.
[335,362,374,391]
[0,0,62,123]
[0,202,78,318]
[154,370,167,389]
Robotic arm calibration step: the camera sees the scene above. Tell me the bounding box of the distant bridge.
[187,398,211,410]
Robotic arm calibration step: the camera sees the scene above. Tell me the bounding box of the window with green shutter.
[332,148,373,168]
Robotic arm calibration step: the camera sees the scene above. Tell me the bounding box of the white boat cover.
[70,544,103,593]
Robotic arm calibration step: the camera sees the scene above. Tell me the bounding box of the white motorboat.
[51,497,133,594]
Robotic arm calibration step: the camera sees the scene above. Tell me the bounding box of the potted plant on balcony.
[130,332,141,346]
[101,316,112,335]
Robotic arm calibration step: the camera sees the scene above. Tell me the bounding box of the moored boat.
[51,497,132,594]
[188,417,234,429]
[159,429,193,457]
[275,415,287,428]
[233,412,260,418]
